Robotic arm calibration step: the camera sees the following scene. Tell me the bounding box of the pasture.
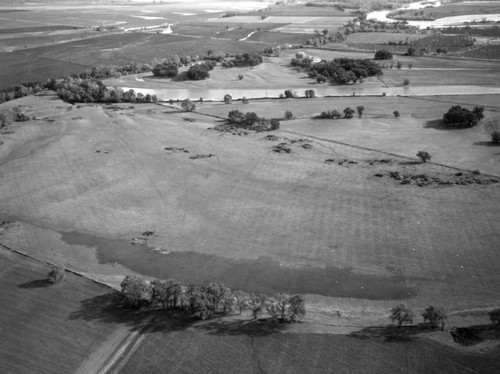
[0,94,499,317]
[0,246,128,374]
[121,326,500,374]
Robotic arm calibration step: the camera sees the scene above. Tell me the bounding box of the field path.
[75,321,149,374]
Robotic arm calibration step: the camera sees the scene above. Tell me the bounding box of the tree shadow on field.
[197,318,288,337]
[349,323,436,343]
[18,279,51,288]
[69,292,194,333]
[423,118,466,130]
[473,141,500,147]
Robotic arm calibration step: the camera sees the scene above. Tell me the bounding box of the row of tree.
[390,304,448,330]
[315,106,364,119]
[121,275,306,322]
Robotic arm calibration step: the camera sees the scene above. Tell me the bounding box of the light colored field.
[0,246,128,374]
[347,32,426,44]
[273,17,353,33]
[1,94,499,316]
[197,95,500,175]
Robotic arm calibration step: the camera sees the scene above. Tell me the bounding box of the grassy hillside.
[0,247,127,374]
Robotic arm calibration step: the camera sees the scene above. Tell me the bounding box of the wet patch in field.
[61,231,416,300]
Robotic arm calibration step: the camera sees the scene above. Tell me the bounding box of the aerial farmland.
[1,0,500,373]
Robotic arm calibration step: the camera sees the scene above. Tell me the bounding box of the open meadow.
[0,245,134,374]
[2,0,500,372]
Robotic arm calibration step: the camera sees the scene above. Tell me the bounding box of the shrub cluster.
[152,61,179,78]
[374,49,393,60]
[187,61,216,80]
[443,105,484,128]
[228,110,280,131]
[120,275,306,322]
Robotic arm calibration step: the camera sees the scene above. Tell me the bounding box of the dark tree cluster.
[227,110,280,131]
[222,53,263,68]
[120,275,306,322]
[305,58,382,85]
[0,82,46,104]
[152,61,179,78]
[315,107,355,119]
[53,76,157,104]
[186,61,216,80]
[374,49,393,60]
[443,105,484,128]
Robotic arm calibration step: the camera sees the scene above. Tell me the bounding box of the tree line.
[120,275,306,322]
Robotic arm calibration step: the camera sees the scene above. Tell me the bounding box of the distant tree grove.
[120,275,306,322]
[291,55,382,85]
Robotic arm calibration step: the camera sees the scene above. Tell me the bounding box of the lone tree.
[492,131,500,144]
[238,74,244,80]
[403,79,410,86]
[393,110,400,119]
[416,150,431,163]
[422,306,447,330]
[284,90,295,98]
[181,99,196,112]
[224,94,232,104]
[242,96,249,104]
[356,105,364,118]
[47,265,65,284]
[284,110,294,120]
[489,308,500,327]
[305,89,316,98]
[343,107,355,119]
[390,304,415,328]
[374,49,393,60]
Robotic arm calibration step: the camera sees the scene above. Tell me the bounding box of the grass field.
[1,94,499,314]
[0,246,129,374]
[120,324,500,374]
[346,32,426,45]
[1,1,500,371]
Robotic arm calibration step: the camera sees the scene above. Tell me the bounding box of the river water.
[367,0,500,29]
[119,85,500,101]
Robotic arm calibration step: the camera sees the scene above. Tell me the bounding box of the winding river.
[367,0,500,29]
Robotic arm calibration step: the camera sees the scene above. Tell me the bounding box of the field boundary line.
[0,241,119,290]
[402,95,500,111]
[156,102,500,178]
[279,129,500,178]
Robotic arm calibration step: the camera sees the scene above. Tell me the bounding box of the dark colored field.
[248,31,316,44]
[458,44,500,59]
[0,248,122,374]
[0,50,89,88]
[0,32,273,88]
[244,4,349,17]
[120,324,500,374]
[441,27,500,38]
[0,25,81,34]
